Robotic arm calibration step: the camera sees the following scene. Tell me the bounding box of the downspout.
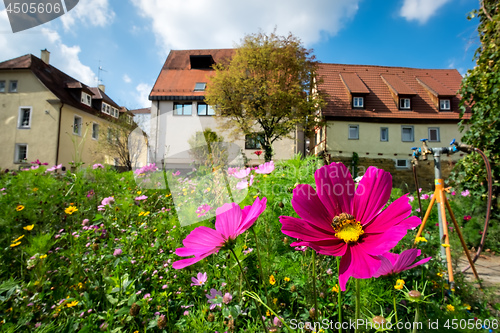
[156,100,160,164]
[55,102,64,166]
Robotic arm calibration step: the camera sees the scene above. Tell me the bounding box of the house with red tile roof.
[0,50,133,170]
[149,49,303,168]
[315,63,469,188]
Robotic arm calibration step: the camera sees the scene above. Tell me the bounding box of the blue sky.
[0,0,479,110]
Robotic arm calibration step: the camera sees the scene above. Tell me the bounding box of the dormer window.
[81,92,92,106]
[439,99,451,111]
[399,97,411,110]
[194,82,206,91]
[352,96,364,109]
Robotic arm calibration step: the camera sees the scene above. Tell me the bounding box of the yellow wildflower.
[206,188,211,192]
[23,225,34,231]
[441,243,450,248]
[269,275,276,285]
[16,205,25,211]
[284,277,290,282]
[332,284,339,293]
[32,188,38,192]
[394,279,405,290]
[437,272,444,278]
[266,310,270,316]
[10,241,21,248]
[446,304,455,312]
[153,228,157,232]
[464,303,471,310]
[165,194,171,197]
[144,211,150,216]
[66,300,79,308]
[137,191,142,195]
[39,254,47,259]
[415,237,427,243]
[64,206,78,215]
[13,235,25,242]
[139,212,144,216]
[273,298,278,305]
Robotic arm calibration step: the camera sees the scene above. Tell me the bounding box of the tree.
[454,0,500,199]
[205,31,325,162]
[187,128,228,170]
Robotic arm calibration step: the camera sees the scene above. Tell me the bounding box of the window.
[92,123,99,140]
[112,107,119,118]
[9,80,18,93]
[348,125,359,140]
[197,102,215,116]
[439,99,451,111]
[401,126,414,142]
[245,133,263,149]
[395,159,409,169]
[81,92,92,106]
[174,103,192,116]
[352,96,364,109]
[380,127,389,142]
[18,107,32,128]
[428,127,440,142]
[194,82,207,91]
[14,144,27,163]
[73,115,82,135]
[0,80,5,93]
[399,97,411,110]
[107,128,113,143]
[101,103,109,114]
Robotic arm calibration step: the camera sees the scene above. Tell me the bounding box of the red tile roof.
[130,107,151,114]
[416,76,456,96]
[318,63,468,121]
[150,49,235,99]
[339,73,370,94]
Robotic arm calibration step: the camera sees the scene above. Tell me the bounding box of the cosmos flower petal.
[291,184,334,233]
[363,195,413,233]
[314,162,354,218]
[181,227,225,249]
[281,216,336,241]
[405,256,432,271]
[237,197,266,234]
[339,245,381,291]
[392,249,420,272]
[352,166,392,224]
[172,250,217,269]
[215,203,242,238]
[362,216,421,255]
[373,255,395,277]
[232,168,251,179]
[291,239,347,256]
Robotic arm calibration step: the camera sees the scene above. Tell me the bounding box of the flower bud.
[207,313,215,322]
[290,285,297,292]
[408,290,422,302]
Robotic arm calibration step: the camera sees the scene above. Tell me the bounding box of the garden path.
[458,253,500,292]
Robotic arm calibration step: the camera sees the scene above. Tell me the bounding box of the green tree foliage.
[455,0,500,199]
[205,31,325,162]
[187,128,228,170]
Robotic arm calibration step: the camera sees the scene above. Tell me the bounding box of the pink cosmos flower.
[172,170,181,176]
[206,289,222,310]
[236,175,254,190]
[92,163,104,169]
[196,204,212,218]
[232,167,251,179]
[255,161,275,174]
[101,197,115,206]
[227,167,239,175]
[191,272,208,286]
[172,197,267,269]
[420,193,429,200]
[280,162,420,291]
[46,164,63,172]
[135,195,148,201]
[113,248,122,256]
[373,249,431,277]
[408,195,414,202]
[461,189,470,197]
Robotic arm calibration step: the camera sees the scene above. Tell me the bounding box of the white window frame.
[0,80,5,93]
[173,103,192,116]
[352,96,364,108]
[395,159,410,169]
[348,124,359,140]
[73,115,82,136]
[197,102,215,116]
[380,127,389,142]
[111,107,119,118]
[92,123,99,140]
[401,125,414,142]
[18,106,32,129]
[194,82,207,91]
[81,92,92,106]
[14,143,28,163]
[439,99,451,111]
[399,97,411,110]
[9,80,18,93]
[101,102,109,114]
[428,127,440,142]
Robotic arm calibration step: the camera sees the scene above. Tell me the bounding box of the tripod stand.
[412,140,481,289]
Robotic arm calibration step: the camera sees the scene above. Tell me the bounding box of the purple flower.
[135,195,148,201]
[373,249,432,277]
[223,292,232,304]
[255,161,275,174]
[191,272,208,286]
[196,204,212,218]
[461,189,470,197]
[206,289,222,310]
[113,248,122,256]
[232,167,251,179]
[236,175,254,190]
[420,193,429,200]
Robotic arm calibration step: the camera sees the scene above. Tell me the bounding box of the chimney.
[98,84,105,93]
[41,49,50,64]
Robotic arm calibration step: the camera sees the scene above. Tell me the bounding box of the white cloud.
[135,83,152,108]
[130,0,360,57]
[123,74,132,83]
[400,0,452,24]
[58,43,97,85]
[61,0,115,31]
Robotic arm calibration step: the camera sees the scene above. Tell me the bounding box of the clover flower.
[280,162,421,290]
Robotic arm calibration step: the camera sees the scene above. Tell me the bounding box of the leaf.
[106,294,118,305]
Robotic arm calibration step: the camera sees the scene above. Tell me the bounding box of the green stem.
[355,279,360,333]
[393,292,400,333]
[412,305,419,333]
[337,257,342,333]
[229,248,269,333]
[251,227,269,306]
[311,251,319,319]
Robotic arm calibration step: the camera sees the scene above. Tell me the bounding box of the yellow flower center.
[331,213,364,243]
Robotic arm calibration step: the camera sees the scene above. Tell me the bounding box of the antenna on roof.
[97,60,107,85]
